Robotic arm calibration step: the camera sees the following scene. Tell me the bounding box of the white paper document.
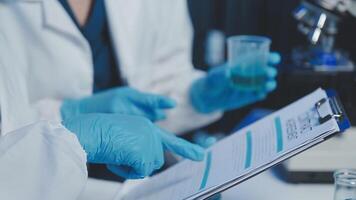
[116,88,342,200]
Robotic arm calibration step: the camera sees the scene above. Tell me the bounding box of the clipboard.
[116,89,351,200]
[186,89,350,200]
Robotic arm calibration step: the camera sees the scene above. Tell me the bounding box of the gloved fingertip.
[205,137,218,147]
[258,94,267,101]
[159,98,177,109]
[161,131,206,161]
[153,111,167,121]
[266,81,277,91]
[154,160,164,170]
[268,52,281,65]
[139,166,153,177]
[192,145,206,161]
[266,66,278,78]
[195,134,218,148]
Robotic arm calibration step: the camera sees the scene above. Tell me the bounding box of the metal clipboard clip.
[315,95,345,125]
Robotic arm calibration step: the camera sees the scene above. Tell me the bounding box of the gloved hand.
[193,131,219,148]
[190,52,281,114]
[62,113,205,179]
[61,87,176,122]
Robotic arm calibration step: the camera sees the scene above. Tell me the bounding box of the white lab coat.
[0,0,222,135]
[0,121,88,200]
[0,0,222,199]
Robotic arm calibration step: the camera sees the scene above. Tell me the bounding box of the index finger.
[159,129,205,161]
[265,66,278,78]
[134,93,177,109]
[268,52,281,65]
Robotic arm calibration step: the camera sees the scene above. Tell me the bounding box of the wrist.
[60,99,81,121]
[189,77,217,114]
[190,66,231,114]
[61,114,100,163]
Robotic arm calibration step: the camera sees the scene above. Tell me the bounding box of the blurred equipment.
[277,1,356,183]
[205,30,226,67]
[333,169,356,200]
[292,0,356,71]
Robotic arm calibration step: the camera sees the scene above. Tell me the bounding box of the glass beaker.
[334,169,356,200]
[227,35,271,91]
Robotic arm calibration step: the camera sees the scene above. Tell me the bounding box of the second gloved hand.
[61,87,176,122]
[62,114,205,179]
[190,52,280,114]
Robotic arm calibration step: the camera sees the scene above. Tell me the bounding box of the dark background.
[187,0,356,133]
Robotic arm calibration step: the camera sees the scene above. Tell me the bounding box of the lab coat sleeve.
[148,0,223,134]
[0,121,88,200]
[33,98,64,123]
[0,31,63,134]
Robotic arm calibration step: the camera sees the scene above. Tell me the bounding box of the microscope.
[292,0,356,71]
[277,0,356,184]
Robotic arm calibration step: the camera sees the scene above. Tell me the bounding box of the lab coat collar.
[41,0,92,58]
[104,0,144,84]
[41,0,80,40]
[24,0,148,87]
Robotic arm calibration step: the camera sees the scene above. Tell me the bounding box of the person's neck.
[67,0,94,27]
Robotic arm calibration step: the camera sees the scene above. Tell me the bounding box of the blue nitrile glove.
[193,131,219,148]
[61,87,176,122]
[62,113,205,179]
[190,52,281,114]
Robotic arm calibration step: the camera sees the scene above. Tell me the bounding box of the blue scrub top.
[58,0,123,92]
